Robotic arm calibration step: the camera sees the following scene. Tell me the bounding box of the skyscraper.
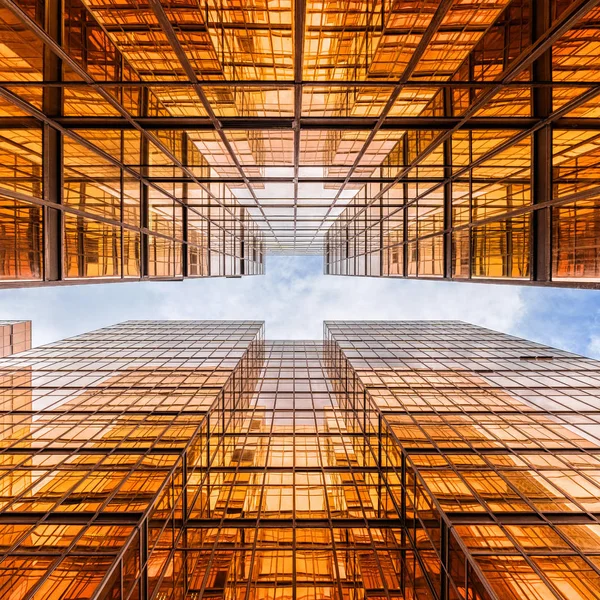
[1,319,600,599]
[0,0,599,288]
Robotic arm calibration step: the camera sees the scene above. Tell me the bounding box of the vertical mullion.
[140,86,149,279]
[379,172,384,277]
[140,517,149,600]
[440,519,449,600]
[240,211,245,276]
[531,0,553,282]
[402,133,409,277]
[182,132,189,278]
[42,0,63,283]
[120,129,125,279]
[443,87,453,279]
[207,200,212,277]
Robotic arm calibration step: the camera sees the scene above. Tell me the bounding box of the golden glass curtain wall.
[1,319,600,599]
[1,0,600,287]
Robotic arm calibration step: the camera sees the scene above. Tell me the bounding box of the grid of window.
[181,341,405,599]
[1,320,600,598]
[325,320,600,600]
[0,0,599,286]
[0,320,264,598]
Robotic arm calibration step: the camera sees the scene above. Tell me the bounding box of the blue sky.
[1,256,599,356]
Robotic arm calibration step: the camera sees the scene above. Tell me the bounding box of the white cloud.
[157,257,526,339]
[0,256,525,345]
[588,336,600,359]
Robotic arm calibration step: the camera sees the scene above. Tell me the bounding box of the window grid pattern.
[0,320,264,599]
[325,320,600,600]
[1,320,600,598]
[0,0,599,286]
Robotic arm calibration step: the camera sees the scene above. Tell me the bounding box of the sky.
[1,256,600,357]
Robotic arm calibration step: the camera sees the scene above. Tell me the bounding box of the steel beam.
[1,79,595,88]
[440,520,449,600]
[531,0,554,283]
[402,134,409,277]
[140,87,150,279]
[292,0,306,252]
[4,114,600,130]
[443,87,453,279]
[42,0,62,284]
[49,115,544,130]
[181,131,189,278]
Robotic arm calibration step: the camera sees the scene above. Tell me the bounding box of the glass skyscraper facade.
[1,319,600,599]
[1,0,600,288]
